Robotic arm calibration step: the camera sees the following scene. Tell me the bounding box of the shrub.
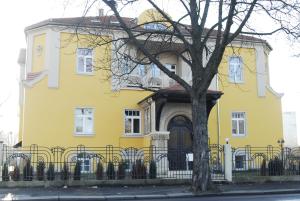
[268,157,283,176]
[46,162,55,181]
[95,161,103,180]
[23,160,33,181]
[73,161,81,180]
[260,159,267,176]
[2,163,9,181]
[117,161,126,180]
[298,161,300,175]
[61,162,69,180]
[36,161,45,181]
[106,161,115,180]
[132,160,147,179]
[149,160,157,179]
[12,165,20,181]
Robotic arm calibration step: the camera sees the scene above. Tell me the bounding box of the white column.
[150,131,170,176]
[224,144,232,182]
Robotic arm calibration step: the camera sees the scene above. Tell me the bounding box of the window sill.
[232,134,246,137]
[76,72,95,76]
[122,134,144,138]
[74,133,95,137]
[229,80,244,84]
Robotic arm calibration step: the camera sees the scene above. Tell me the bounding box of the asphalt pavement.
[0,182,300,200]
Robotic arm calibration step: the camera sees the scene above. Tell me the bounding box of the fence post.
[0,141,3,180]
[224,143,232,182]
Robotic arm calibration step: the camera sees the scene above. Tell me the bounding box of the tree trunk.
[191,93,210,192]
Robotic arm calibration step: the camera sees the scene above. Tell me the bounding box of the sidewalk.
[1,182,300,200]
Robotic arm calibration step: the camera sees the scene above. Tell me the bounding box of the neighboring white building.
[283,112,298,147]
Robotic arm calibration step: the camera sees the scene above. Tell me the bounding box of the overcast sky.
[0,0,299,137]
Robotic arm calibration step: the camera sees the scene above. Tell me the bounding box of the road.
[117,194,300,201]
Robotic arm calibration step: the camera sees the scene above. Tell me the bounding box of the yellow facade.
[19,13,283,149]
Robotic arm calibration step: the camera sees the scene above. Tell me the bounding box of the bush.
[12,165,20,181]
[73,161,81,180]
[23,160,33,181]
[149,160,157,179]
[268,157,284,176]
[106,161,115,180]
[61,162,69,180]
[95,161,103,180]
[298,161,300,175]
[2,163,9,181]
[131,160,147,179]
[46,162,55,181]
[36,161,45,181]
[260,159,267,176]
[117,161,126,180]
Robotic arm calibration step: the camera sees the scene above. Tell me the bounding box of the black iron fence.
[0,144,225,181]
[232,145,300,177]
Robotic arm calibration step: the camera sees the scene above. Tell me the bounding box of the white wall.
[283,112,298,147]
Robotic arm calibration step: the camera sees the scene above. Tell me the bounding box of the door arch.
[167,115,192,170]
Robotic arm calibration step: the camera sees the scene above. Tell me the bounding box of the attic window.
[144,23,166,30]
[91,19,101,23]
[110,20,120,25]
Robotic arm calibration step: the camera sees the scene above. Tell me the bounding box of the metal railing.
[232,145,300,177]
[0,144,225,181]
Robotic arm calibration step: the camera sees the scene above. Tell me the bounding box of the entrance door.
[167,115,192,170]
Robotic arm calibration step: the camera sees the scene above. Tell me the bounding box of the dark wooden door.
[167,116,192,170]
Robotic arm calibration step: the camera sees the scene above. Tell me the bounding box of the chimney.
[99,9,104,17]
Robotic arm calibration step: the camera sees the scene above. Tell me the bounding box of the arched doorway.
[167,115,192,170]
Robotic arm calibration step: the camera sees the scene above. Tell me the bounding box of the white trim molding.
[23,70,48,88]
[46,29,60,88]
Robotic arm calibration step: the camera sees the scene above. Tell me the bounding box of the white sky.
[0,0,299,139]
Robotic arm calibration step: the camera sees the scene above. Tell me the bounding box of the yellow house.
[17,9,283,162]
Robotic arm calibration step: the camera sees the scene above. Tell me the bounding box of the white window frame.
[165,64,176,74]
[228,56,243,83]
[231,111,247,137]
[78,157,91,173]
[124,109,141,136]
[233,152,248,171]
[76,48,93,75]
[74,108,94,136]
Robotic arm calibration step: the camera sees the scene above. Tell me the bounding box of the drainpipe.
[216,75,221,147]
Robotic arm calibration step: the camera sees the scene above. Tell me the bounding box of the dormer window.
[144,23,166,30]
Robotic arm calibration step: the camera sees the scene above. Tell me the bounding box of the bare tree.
[73,0,300,191]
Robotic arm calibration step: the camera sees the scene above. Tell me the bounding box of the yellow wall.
[21,31,283,149]
[22,32,151,147]
[208,47,283,147]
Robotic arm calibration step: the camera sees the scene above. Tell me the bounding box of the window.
[229,56,243,83]
[125,110,141,135]
[137,64,146,77]
[144,23,167,30]
[78,158,91,173]
[232,112,246,136]
[235,155,246,170]
[122,56,130,74]
[75,108,94,135]
[77,48,93,74]
[151,63,160,78]
[165,64,176,74]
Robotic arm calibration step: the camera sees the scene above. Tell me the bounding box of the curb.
[2,189,300,200]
